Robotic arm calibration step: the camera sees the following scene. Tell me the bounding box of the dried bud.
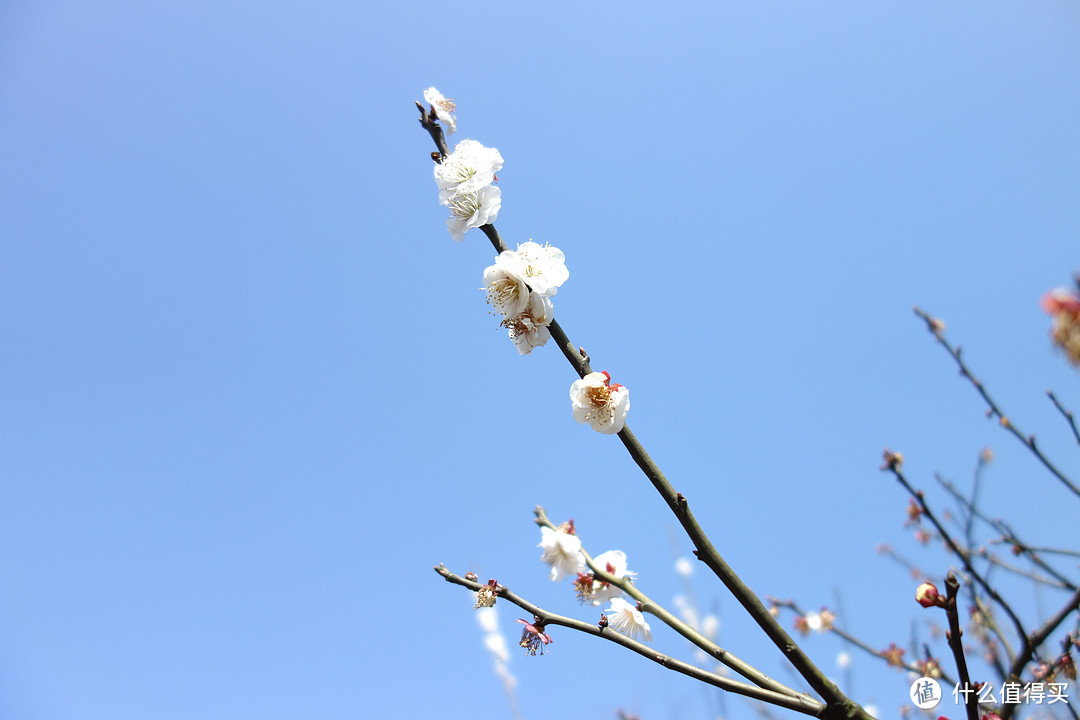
[881,448,904,471]
[905,499,922,526]
[474,578,499,609]
[1061,651,1076,681]
[464,571,479,582]
[881,642,905,667]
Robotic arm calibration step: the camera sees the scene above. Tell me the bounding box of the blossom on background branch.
[1041,286,1080,366]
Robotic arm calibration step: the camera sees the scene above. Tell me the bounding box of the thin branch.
[980,552,1074,590]
[1048,390,1080,446]
[534,508,801,699]
[989,539,1080,560]
[771,598,957,687]
[936,475,1077,590]
[433,564,827,716]
[997,584,1080,720]
[884,456,1027,660]
[913,307,1080,500]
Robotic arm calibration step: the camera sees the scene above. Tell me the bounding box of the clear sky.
[2,2,1079,719]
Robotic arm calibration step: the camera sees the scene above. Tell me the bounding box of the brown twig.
[997,584,1080,720]
[935,475,1077,590]
[943,574,979,720]
[770,598,957,687]
[884,457,1027,660]
[415,101,449,160]
[913,307,1080,500]
[1048,390,1080,446]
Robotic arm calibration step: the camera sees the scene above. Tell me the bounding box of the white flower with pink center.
[588,550,636,606]
[570,371,629,434]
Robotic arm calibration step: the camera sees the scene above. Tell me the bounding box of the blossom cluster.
[483,241,568,354]
[424,87,502,242]
[538,523,651,643]
[422,88,632,430]
[435,138,503,241]
[1041,287,1080,366]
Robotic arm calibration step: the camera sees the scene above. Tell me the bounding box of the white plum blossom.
[482,264,530,318]
[446,185,501,242]
[539,526,585,582]
[606,598,651,642]
[674,557,694,577]
[570,371,630,434]
[503,293,553,355]
[423,87,457,136]
[435,139,503,202]
[494,241,569,298]
[588,550,637,606]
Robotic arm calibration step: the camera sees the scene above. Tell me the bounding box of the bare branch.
[913,307,1080,500]
[1048,390,1080,447]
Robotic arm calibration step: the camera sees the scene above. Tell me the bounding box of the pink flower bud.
[916,582,943,608]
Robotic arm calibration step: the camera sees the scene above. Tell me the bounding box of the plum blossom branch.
[532,507,804,701]
[418,93,867,720]
[432,564,827,716]
[913,307,1080,500]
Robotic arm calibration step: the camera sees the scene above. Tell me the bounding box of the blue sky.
[2,2,1079,719]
